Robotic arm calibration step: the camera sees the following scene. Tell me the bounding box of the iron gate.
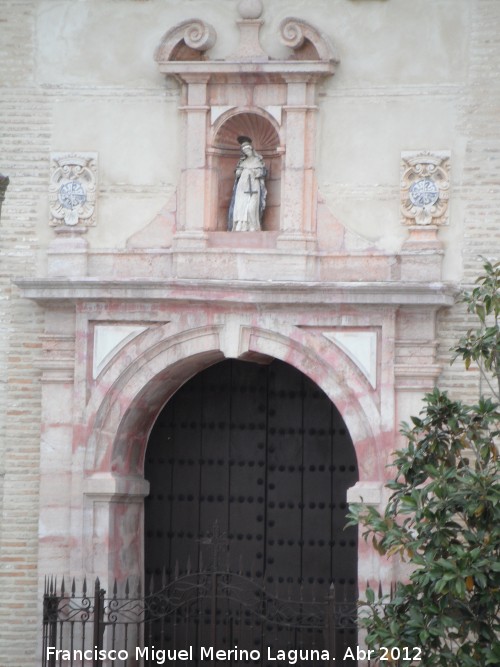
[42,563,358,667]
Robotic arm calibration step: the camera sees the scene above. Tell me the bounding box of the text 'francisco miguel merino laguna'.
[45,645,370,664]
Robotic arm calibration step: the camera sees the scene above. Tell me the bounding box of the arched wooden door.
[145,359,358,662]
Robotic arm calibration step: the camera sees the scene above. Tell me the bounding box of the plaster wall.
[29,0,469,277]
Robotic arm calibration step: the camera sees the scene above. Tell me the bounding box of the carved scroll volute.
[154,19,217,63]
[279,17,339,64]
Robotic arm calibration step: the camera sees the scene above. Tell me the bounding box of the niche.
[208,111,282,232]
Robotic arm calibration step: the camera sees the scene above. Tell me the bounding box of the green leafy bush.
[348,261,500,666]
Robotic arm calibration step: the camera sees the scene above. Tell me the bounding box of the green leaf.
[365,586,375,604]
[353,262,500,667]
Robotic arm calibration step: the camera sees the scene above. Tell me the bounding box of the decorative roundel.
[58,180,87,210]
[409,178,439,207]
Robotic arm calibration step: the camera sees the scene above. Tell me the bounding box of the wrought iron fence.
[43,568,358,667]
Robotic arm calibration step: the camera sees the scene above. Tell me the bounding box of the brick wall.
[0,2,46,665]
[437,0,500,402]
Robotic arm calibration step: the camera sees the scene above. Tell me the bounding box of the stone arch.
[238,325,382,481]
[211,108,281,151]
[83,321,381,482]
[83,324,224,475]
[80,319,384,583]
[208,108,282,231]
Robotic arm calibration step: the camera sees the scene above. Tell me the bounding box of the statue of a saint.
[228,136,267,231]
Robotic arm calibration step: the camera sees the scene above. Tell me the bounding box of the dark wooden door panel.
[144,359,358,661]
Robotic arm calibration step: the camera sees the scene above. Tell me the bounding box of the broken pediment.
[155,4,338,74]
[154,2,338,67]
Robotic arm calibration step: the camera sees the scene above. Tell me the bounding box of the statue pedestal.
[47,228,88,277]
[400,225,444,282]
[172,231,208,250]
[276,233,317,253]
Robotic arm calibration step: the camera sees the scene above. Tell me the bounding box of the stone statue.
[228,136,267,231]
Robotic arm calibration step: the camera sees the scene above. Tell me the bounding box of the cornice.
[14,277,458,308]
[157,61,335,89]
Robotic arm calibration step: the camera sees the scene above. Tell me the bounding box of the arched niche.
[154,13,338,242]
[208,110,282,231]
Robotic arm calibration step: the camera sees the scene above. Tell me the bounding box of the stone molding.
[83,474,150,502]
[37,332,75,383]
[156,58,335,78]
[347,481,383,507]
[394,363,443,390]
[15,277,457,307]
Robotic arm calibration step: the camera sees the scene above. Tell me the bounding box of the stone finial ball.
[237,0,263,20]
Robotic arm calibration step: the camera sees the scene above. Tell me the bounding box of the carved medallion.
[49,153,97,228]
[401,151,450,226]
[408,178,439,208]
